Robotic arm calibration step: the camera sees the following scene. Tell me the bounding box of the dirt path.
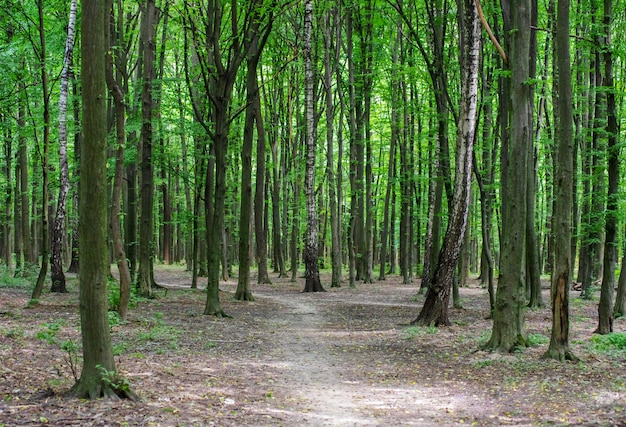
[258,290,378,426]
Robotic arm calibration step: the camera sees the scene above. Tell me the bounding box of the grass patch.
[402,325,438,339]
[591,332,626,355]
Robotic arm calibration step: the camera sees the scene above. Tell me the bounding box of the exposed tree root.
[69,381,139,402]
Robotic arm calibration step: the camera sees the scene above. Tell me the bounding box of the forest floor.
[1,265,626,426]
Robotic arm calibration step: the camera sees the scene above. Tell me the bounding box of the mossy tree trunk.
[543,0,577,361]
[71,0,135,400]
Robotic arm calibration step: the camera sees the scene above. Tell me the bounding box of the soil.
[1,265,626,426]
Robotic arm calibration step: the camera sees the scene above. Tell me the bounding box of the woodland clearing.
[1,265,626,426]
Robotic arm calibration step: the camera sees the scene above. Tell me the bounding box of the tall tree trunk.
[71,0,135,400]
[543,0,576,361]
[31,0,51,302]
[483,0,532,352]
[596,0,617,335]
[105,0,132,321]
[17,82,32,272]
[137,0,157,298]
[323,6,342,288]
[302,0,324,293]
[413,0,479,327]
[67,79,81,274]
[50,0,77,293]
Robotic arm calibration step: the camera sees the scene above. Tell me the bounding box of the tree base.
[541,347,579,362]
[69,380,139,402]
[234,290,255,302]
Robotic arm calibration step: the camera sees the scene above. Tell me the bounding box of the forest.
[1,0,626,424]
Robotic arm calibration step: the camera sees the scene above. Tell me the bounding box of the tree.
[30,0,52,302]
[596,0,618,335]
[543,0,576,361]
[137,0,158,298]
[302,0,324,293]
[412,0,480,326]
[106,0,132,321]
[50,0,78,294]
[483,0,532,353]
[70,0,135,399]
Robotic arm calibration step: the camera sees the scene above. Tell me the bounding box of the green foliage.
[0,267,32,289]
[402,325,438,340]
[527,333,550,346]
[137,313,180,352]
[591,332,626,353]
[108,311,123,328]
[96,364,132,394]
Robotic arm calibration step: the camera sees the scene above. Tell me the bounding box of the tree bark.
[71,0,135,400]
[302,0,324,293]
[596,0,617,335]
[323,6,342,288]
[137,0,157,298]
[413,0,479,327]
[543,0,577,361]
[105,0,132,321]
[483,0,532,352]
[31,0,51,302]
[50,0,77,294]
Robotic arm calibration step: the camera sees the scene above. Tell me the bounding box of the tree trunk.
[67,79,80,274]
[323,7,342,288]
[50,0,77,294]
[483,0,532,352]
[596,0,617,335]
[71,0,135,400]
[137,0,157,298]
[17,83,32,272]
[413,0,479,327]
[302,0,324,293]
[105,0,132,321]
[543,0,576,361]
[31,0,51,302]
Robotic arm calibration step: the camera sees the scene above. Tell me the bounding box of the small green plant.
[527,333,549,346]
[36,321,80,381]
[402,325,438,340]
[108,311,122,328]
[96,364,131,394]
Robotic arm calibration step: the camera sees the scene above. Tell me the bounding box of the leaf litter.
[1,266,625,426]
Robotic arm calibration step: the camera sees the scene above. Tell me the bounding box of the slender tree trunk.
[18,83,32,272]
[50,0,77,293]
[413,0,479,326]
[67,79,80,274]
[31,0,51,302]
[302,0,324,293]
[105,0,132,321]
[324,7,342,288]
[613,227,626,316]
[137,0,156,298]
[596,0,617,335]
